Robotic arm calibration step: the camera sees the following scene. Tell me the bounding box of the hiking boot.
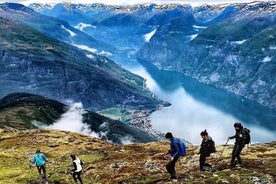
[170,175,177,180]
[236,163,243,167]
[210,165,216,172]
[228,162,235,167]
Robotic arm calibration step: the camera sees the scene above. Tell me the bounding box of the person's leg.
[37,166,42,175]
[166,161,173,176]
[166,161,177,179]
[230,144,238,165]
[171,157,178,179]
[199,154,205,171]
[235,144,245,165]
[42,165,47,182]
[77,171,83,184]
[72,172,78,183]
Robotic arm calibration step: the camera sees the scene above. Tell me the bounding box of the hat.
[234,122,242,128]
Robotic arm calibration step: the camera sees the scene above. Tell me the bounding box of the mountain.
[0,3,115,57]
[137,1,276,110]
[0,93,158,144]
[0,16,161,111]
[0,128,275,184]
[29,2,276,111]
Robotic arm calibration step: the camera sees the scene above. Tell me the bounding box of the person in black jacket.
[199,130,215,171]
[229,122,245,167]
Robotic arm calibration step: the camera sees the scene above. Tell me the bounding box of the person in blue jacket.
[165,132,181,180]
[30,149,48,181]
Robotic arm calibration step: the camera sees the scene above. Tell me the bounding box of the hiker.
[68,154,83,184]
[229,121,245,167]
[165,132,182,180]
[199,130,215,171]
[30,149,48,181]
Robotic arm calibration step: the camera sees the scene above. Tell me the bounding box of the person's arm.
[30,155,36,164]
[229,135,236,139]
[71,161,77,172]
[42,154,48,162]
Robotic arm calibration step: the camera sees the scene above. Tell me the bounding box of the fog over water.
[127,64,276,145]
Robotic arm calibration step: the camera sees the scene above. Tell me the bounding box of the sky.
[0,0,273,6]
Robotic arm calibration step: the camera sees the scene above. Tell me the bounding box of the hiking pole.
[29,163,32,182]
[215,138,229,165]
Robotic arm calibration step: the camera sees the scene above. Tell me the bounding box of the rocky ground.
[0,128,275,184]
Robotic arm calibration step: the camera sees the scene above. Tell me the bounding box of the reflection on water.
[82,17,276,145]
[123,60,276,145]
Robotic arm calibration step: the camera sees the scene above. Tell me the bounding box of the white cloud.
[45,102,92,134]
[73,44,98,53]
[75,22,96,32]
[73,44,113,57]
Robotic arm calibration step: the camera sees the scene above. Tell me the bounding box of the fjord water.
[118,58,276,145]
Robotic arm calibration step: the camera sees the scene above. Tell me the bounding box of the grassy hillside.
[0,129,275,184]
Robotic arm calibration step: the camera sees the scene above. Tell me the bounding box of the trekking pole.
[29,163,32,182]
[215,138,229,165]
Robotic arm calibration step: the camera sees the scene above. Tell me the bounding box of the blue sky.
[0,0,273,6]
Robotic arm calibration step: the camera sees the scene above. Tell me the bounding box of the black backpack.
[242,128,251,144]
[210,139,216,153]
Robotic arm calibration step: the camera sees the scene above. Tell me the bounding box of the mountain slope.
[0,3,115,56]
[137,1,276,110]
[0,16,161,111]
[0,93,158,144]
[0,129,275,184]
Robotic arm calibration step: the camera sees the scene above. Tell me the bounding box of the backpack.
[175,139,186,156]
[179,140,186,156]
[242,128,251,144]
[35,154,45,167]
[209,139,216,153]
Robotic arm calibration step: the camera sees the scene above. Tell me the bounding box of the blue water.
[116,57,276,145]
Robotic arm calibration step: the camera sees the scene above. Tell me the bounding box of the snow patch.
[61,25,76,37]
[193,25,207,29]
[232,40,246,44]
[144,28,157,42]
[75,22,96,31]
[262,56,272,63]
[86,54,95,59]
[188,34,198,41]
